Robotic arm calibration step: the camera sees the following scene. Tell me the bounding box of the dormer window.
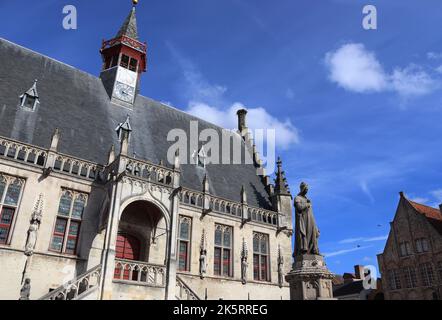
[192,147,206,168]
[19,80,40,111]
[120,54,138,72]
[120,54,130,68]
[129,57,138,72]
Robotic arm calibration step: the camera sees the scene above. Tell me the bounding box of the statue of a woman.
[25,221,38,256]
[294,182,320,256]
[199,248,207,279]
[19,278,31,300]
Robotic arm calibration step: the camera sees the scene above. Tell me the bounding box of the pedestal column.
[285,254,335,300]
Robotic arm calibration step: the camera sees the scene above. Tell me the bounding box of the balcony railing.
[176,275,200,300]
[114,258,166,287]
[39,265,102,300]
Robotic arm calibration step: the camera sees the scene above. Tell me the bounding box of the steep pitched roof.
[0,38,272,209]
[408,200,442,235]
[116,7,138,40]
[333,280,365,297]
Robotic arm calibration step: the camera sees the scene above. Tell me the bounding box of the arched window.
[178,216,192,271]
[50,190,88,255]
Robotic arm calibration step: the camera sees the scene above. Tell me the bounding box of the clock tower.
[100,1,147,107]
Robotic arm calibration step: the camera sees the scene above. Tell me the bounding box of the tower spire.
[100,0,147,107]
[274,157,291,196]
[116,5,138,40]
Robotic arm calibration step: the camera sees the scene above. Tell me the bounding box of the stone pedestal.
[285,254,335,300]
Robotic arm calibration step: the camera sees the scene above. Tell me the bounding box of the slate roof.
[116,7,138,40]
[0,38,272,209]
[333,280,364,297]
[409,200,442,235]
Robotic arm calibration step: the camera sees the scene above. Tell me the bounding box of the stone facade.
[0,5,294,300]
[377,192,442,300]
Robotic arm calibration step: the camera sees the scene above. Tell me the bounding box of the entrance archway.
[113,200,168,284]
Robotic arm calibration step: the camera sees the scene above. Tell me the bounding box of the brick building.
[377,192,442,300]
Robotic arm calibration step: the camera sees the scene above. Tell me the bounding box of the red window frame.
[177,216,192,272]
[214,225,232,277]
[0,207,16,244]
[0,177,24,245]
[253,233,270,282]
[50,190,87,255]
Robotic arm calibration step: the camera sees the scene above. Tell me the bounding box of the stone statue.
[25,221,38,256]
[277,245,284,288]
[199,248,207,279]
[19,278,31,300]
[241,238,248,284]
[294,182,320,256]
[199,230,207,279]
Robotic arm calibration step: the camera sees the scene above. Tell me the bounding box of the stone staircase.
[175,275,201,300]
[38,265,201,300]
[39,265,102,300]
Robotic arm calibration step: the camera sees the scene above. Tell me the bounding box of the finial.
[132,0,139,6]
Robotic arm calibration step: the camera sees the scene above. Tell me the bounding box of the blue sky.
[2,0,442,276]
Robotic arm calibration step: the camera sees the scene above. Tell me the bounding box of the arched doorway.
[113,200,168,286]
[114,233,141,280]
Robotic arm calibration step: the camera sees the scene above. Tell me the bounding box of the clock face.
[114,81,135,103]
[116,68,137,87]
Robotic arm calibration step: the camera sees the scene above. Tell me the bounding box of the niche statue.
[294,182,320,256]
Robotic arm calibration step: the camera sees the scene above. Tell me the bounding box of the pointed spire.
[50,128,60,151]
[108,145,116,164]
[241,238,248,258]
[274,157,291,196]
[202,174,209,193]
[116,115,132,139]
[116,115,132,156]
[25,79,39,98]
[116,5,138,40]
[241,185,247,204]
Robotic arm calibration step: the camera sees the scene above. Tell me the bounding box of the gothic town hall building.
[0,6,294,300]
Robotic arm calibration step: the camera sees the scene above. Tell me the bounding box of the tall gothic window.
[178,216,192,271]
[419,262,435,287]
[253,232,270,282]
[415,238,429,253]
[0,175,24,244]
[50,190,87,255]
[214,224,233,277]
[399,241,412,257]
[403,267,418,288]
[388,269,401,290]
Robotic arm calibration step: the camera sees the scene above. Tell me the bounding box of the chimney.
[237,109,248,133]
[354,265,365,280]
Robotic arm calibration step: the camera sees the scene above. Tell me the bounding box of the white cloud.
[436,65,442,74]
[325,43,388,93]
[325,43,438,98]
[168,43,299,150]
[391,64,437,97]
[186,102,299,150]
[360,180,375,203]
[409,197,430,204]
[430,189,442,202]
[324,245,372,258]
[427,52,442,60]
[339,235,388,244]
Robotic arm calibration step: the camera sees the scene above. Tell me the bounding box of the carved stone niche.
[285,254,336,300]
